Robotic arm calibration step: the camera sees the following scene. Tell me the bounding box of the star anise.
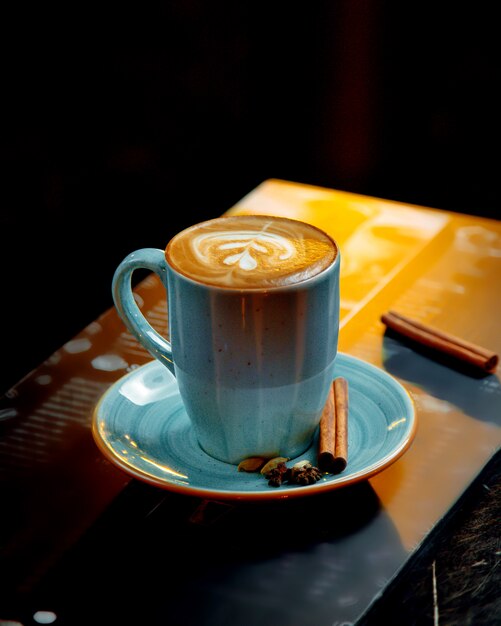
[264,461,291,487]
[288,461,322,485]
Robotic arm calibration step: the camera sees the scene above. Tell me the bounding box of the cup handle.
[112,248,175,375]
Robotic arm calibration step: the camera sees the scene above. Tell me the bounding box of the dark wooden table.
[1,179,500,625]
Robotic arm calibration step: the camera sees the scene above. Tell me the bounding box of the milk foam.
[166,215,336,288]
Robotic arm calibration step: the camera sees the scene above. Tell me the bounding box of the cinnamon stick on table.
[381,310,498,374]
[318,377,349,474]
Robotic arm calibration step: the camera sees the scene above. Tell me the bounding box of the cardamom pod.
[291,460,312,470]
[260,457,290,475]
[237,457,267,472]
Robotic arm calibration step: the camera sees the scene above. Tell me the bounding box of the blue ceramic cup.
[112,215,340,464]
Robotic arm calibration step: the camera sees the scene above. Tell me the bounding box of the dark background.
[1,2,500,392]
[1,3,500,624]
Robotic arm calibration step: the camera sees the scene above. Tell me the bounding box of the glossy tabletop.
[1,179,500,625]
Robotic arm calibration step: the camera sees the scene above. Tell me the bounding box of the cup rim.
[164,214,340,292]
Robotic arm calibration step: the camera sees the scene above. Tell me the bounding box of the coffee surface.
[166,215,336,288]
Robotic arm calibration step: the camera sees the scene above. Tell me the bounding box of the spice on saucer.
[263,460,322,487]
[318,377,349,474]
[237,454,324,488]
[381,310,499,374]
[259,457,289,475]
[264,461,290,487]
[288,460,323,485]
[237,457,267,472]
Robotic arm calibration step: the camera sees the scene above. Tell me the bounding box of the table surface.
[1,178,500,625]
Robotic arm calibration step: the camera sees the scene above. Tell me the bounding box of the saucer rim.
[91,353,417,501]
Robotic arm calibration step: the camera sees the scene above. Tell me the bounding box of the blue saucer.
[92,354,416,501]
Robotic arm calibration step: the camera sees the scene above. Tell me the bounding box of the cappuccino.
[112,214,340,463]
[166,215,336,289]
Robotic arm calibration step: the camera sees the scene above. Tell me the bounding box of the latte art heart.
[166,215,337,288]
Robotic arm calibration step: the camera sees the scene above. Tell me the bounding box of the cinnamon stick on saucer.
[381,310,498,374]
[318,377,349,474]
